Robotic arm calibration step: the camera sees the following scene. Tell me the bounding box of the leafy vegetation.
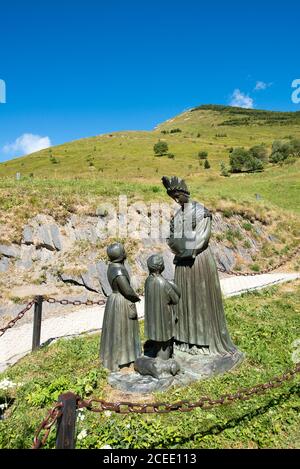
[1,282,300,449]
[229,147,264,173]
[192,105,300,127]
[270,139,300,164]
[153,141,169,156]
[204,159,211,169]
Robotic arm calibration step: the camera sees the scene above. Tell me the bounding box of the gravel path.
[0,273,299,372]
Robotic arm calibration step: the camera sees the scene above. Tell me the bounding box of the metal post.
[56,392,78,449]
[32,295,43,351]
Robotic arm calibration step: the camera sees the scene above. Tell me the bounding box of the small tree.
[270,140,291,163]
[198,151,208,159]
[204,159,211,169]
[154,141,168,156]
[229,147,249,172]
[229,147,264,173]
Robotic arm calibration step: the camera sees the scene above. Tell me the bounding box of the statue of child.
[100,242,141,372]
[144,254,181,360]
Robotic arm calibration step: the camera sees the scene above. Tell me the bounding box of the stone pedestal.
[108,349,244,394]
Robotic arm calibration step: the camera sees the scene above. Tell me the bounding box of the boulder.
[50,225,62,251]
[81,264,102,293]
[213,245,235,272]
[60,273,84,287]
[0,244,20,258]
[22,226,34,245]
[37,225,56,251]
[15,257,33,270]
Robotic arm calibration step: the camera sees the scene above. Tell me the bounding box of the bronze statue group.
[100,176,238,377]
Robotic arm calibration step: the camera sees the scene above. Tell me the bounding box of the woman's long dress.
[100,263,141,371]
[168,201,237,356]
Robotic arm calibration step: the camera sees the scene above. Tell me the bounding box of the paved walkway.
[0,273,299,372]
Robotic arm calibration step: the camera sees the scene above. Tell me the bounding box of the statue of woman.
[100,242,141,371]
[162,176,237,356]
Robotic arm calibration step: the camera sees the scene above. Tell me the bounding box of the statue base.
[108,349,244,394]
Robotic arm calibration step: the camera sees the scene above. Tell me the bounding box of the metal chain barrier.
[0,296,106,341]
[45,297,106,306]
[32,403,63,449]
[217,244,300,277]
[33,362,300,448]
[0,300,36,337]
[77,362,300,414]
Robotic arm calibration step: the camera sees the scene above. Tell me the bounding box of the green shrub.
[220,162,230,177]
[198,151,208,159]
[242,222,253,231]
[269,140,297,163]
[204,159,211,169]
[250,263,260,272]
[270,151,285,164]
[154,141,168,156]
[229,147,264,173]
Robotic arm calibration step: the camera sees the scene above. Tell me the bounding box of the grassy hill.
[0,105,300,242]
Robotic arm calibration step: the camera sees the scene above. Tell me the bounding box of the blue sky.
[0,0,300,161]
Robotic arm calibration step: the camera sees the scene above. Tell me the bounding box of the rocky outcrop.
[0,209,283,311]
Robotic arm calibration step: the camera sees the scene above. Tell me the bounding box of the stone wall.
[0,210,278,315]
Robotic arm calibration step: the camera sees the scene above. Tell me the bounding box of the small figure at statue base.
[134,355,180,380]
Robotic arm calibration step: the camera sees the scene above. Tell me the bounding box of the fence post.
[56,392,78,449]
[32,295,43,351]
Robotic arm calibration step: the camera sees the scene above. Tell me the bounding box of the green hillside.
[1,105,300,183]
[0,105,300,242]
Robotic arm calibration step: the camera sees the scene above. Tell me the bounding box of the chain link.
[218,245,300,277]
[32,403,63,449]
[45,297,106,306]
[0,300,36,337]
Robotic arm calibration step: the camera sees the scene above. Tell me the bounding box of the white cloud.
[254,81,273,91]
[229,89,254,109]
[3,133,51,157]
